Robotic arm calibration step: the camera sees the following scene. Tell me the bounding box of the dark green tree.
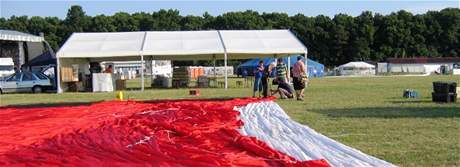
[1,5,459,66]
[90,15,116,32]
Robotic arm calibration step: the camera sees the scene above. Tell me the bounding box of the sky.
[0,0,459,19]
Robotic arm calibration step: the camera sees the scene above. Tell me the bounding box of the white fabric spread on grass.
[237,101,395,167]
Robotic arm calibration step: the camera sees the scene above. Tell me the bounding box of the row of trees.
[1,6,459,66]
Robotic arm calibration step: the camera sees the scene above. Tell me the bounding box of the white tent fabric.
[0,30,44,42]
[57,32,145,58]
[143,31,224,57]
[338,61,375,76]
[219,30,306,58]
[339,62,375,68]
[237,101,395,167]
[57,30,306,59]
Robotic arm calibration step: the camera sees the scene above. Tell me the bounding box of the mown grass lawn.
[1,75,459,166]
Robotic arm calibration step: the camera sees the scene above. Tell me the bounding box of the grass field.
[1,75,459,166]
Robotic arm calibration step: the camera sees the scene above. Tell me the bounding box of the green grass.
[1,75,459,166]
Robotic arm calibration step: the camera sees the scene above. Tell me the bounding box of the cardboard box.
[60,66,78,82]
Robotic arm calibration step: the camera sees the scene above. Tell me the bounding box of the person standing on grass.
[253,60,264,97]
[261,61,275,98]
[293,56,307,100]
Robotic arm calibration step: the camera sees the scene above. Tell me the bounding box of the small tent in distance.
[237,56,324,78]
[337,61,375,76]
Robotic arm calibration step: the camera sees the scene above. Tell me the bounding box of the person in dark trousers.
[271,77,294,99]
[261,62,275,97]
[292,56,307,100]
[253,60,264,97]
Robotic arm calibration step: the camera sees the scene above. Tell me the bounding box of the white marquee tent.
[338,61,375,76]
[56,30,307,92]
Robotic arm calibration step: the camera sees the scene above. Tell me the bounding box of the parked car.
[0,71,53,94]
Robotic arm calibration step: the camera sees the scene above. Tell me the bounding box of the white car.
[0,71,53,94]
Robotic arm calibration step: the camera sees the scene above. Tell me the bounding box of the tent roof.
[0,30,45,42]
[339,61,375,68]
[144,31,224,55]
[57,32,145,58]
[57,30,307,60]
[219,30,306,59]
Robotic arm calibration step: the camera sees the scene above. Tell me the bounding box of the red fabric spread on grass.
[0,98,330,167]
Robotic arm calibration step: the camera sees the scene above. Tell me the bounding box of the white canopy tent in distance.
[56,29,308,93]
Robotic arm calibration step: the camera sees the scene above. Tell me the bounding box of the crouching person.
[271,58,295,99]
[279,79,294,99]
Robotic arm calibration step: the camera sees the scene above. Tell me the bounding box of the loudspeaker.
[433,82,457,94]
[432,92,457,103]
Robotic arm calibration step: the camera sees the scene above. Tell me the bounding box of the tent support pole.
[141,55,144,91]
[287,55,291,82]
[304,50,308,77]
[150,57,154,78]
[224,52,228,89]
[213,54,216,80]
[57,58,62,93]
[139,31,147,92]
[217,30,228,90]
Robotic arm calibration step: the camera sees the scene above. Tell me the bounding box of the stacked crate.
[197,76,209,88]
[152,75,171,88]
[189,67,205,80]
[60,66,79,82]
[172,66,190,88]
[432,81,457,103]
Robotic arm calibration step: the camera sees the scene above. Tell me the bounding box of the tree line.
[0,5,459,66]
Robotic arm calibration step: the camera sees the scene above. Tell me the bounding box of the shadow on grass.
[386,100,434,104]
[385,96,447,104]
[311,106,460,118]
[0,101,99,109]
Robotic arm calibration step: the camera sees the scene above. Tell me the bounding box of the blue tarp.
[236,56,324,77]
